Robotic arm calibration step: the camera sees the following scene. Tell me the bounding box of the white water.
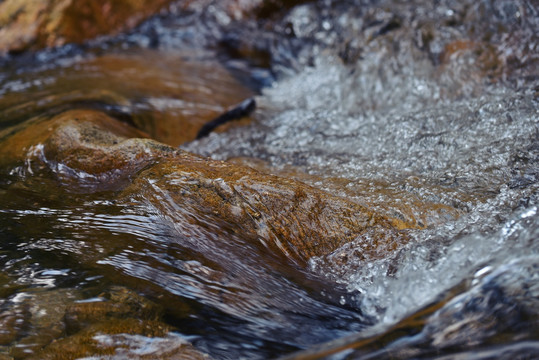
[182,1,539,352]
[186,54,538,329]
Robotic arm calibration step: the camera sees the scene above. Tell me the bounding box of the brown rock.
[122,154,411,265]
[2,109,412,265]
[10,286,210,359]
[0,110,147,163]
[40,113,173,188]
[65,286,163,334]
[0,309,27,345]
[0,0,175,54]
[0,109,173,190]
[2,289,79,359]
[228,157,462,230]
[440,39,502,79]
[0,50,254,147]
[30,319,211,360]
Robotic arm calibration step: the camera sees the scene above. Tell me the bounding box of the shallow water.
[1,0,538,359]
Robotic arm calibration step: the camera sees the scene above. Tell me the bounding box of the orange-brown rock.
[30,319,211,360]
[440,39,502,80]
[0,285,210,359]
[64,286,163,334]
[0,0,174,54]
[0,308,27,346]
[1,289,79,359]
[0,109,163,190]
[122,154,411,265]
[228,157,463,230]
[181,0,313,21]
[1,109,413,265]
[0,50,254,147]
[0,0,308,54]
[0,110,148,162]
[40,113,175,189]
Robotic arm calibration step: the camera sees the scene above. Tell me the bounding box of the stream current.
[1,0,538,359]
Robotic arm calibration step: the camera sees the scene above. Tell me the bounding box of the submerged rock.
[64,286,163,334]
[0,0,175,54]
[0,109,158,191]
[32,323,210,360]
[0,285,209,359]
[31,287,210,360]
[0,289,79,359]
[0,49,254,147]
[123,153,410,265]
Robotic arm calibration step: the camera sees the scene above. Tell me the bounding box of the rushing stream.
[0,0,538,359]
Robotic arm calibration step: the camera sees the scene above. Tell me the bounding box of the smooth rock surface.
[2,109,414,265]
[0,0,175,54]
[0,49,254,147]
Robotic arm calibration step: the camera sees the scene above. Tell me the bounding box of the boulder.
[0,50,254,147]
[2,109,413,265]
[64,286,163,334]
[0,0,174,54]
[122,154,410,265]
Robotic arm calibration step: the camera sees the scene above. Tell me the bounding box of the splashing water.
[182,0,539,356]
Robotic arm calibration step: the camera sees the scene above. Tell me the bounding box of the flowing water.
[0,0,538,359]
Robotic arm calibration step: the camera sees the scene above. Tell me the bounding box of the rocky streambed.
[0,0,538,359]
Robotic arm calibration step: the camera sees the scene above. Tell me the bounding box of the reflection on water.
[0,0,538,359]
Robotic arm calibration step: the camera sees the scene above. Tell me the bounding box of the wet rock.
[182,0,314,22]
[0,307,29,346]
[0,285,210,360]
[0,110,147,164]
[30,319,210,360]
[40,115,171,190]
[0,272,23,301]
[226,157,463,230]
[0,49,254,147]
[123,153,411,265]
[3,109,413,265]
[0,289,79,359]
[64,301,134,334]
[31,287,207,359]
[0,0,175,54]
[64,286,163,334]
[0,0,314,55]
[0,109,157,191]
